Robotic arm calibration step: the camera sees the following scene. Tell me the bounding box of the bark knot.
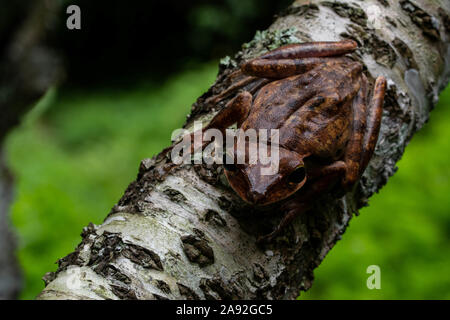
[400,0,441,40]
[181,231,215,267]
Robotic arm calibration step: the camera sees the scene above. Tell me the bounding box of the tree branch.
[38,0,449,300]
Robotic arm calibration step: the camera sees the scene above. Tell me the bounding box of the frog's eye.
[223,153,237,172]
[288,166,306,184]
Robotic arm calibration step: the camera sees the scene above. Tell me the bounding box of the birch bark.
[38,0,450,300]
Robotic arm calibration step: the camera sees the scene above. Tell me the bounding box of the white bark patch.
[38,266,118,300]
[367,4,383,30]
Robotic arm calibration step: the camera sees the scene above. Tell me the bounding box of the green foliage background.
[5,63,450,299]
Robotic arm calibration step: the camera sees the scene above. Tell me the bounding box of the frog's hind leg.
[342,76,386,188]
[257,200,311,244]
[359,76,386,172]
[242,40,358,79]
[342,75,369,188]
[208,41,357,103]
[242,57,324,79]
[258,40,357,60]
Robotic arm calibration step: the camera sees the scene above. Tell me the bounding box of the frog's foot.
[205,66,272,106]
[257,207,304,244]
[342,76,386,189]
[256,231,277,244]
[257,195,315,245]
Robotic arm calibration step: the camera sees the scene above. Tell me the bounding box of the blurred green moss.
[5,63,450,299]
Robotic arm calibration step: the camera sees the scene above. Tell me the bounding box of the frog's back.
[242,58,362,158]
[242,76,306,130]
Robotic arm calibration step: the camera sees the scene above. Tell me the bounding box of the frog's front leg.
[257,161,347,244]
[242,40,357,79]
[205,91,252,131]
[342,76,387,188]
[177,91,253,156]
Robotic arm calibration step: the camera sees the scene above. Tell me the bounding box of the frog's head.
[223,145,308,206]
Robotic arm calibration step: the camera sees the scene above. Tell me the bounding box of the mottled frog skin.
[177,40,386,243]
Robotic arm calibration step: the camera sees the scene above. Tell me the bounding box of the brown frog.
[174,40,386,243]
